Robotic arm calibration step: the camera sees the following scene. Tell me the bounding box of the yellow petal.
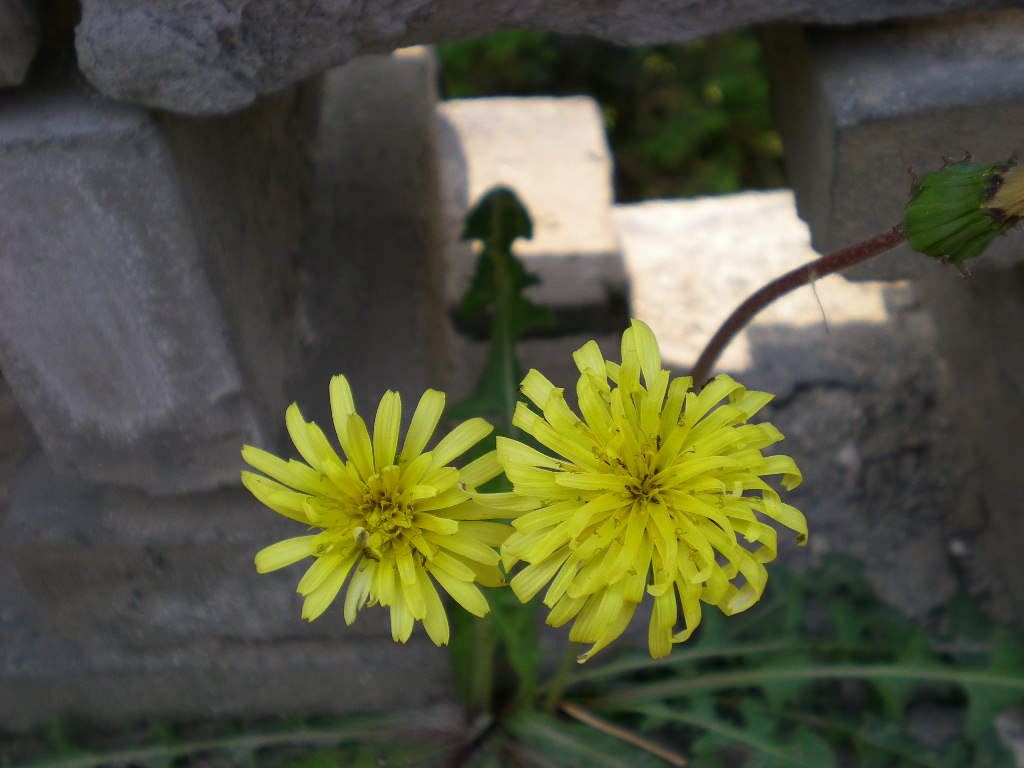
[301,563,349,621]
[390,595,415,642]
[341,412,375,480]
[297,552,342,595]
[510,550,571,602]
[519,368,559,410]
[414,486,470,513]
[241,471,309,524]
[429,418,493,470]
[419,570,450,645]
[421,466,460,494]
[514,499,585,535]
[241,445,331,496]
[373,557,397,606]
[512,405,598,470]
[496,436,564,471]
[444,497,530,519]
[412,512,460,535]
[427,529,499,565]
[344,560,374,624]
[628,318,663,388]
[330,375,356,437]
[372,390,402,470]
[457,521,513,548]
[458,450,503,488]
[401,388,445,463]
[254,536,316,572]
[428,565,489,617]
[762,453,803,490]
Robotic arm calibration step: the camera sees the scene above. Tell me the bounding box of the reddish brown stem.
[689,226,908,385]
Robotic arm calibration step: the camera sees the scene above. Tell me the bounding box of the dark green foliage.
[505,711,667,768]
[439,30,786,201]
[14,713,458,768]
[572,555,1024,767]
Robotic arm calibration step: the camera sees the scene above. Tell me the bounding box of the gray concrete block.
[295,47,447,425]
[0,0,41,87]
[5,452,408,651]
[0,84,309,493]
[614,192,895,375]
[0,526,456,732]
[75,0,1024,114]
[764,10,1024,280]
[438,96,626,333]
[915,265,1024,626]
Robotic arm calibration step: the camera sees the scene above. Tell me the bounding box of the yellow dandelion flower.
[242,375,513,645]
[498,320,807,662]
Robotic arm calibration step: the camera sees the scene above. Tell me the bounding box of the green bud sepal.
[903,157,1019,266]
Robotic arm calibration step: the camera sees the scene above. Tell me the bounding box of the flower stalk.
[689,227,907,385]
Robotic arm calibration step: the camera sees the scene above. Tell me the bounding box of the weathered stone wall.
[73,0,1024,114]
[764,9,1024,624]
[2,0,1024,736]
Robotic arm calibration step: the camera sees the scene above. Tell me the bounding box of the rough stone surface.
[5,454,414,651]
[74,0,1024,114]
[0,84,309,493]
[764,10,1024,281]
[295,47,447,426]
[438,96,625,334]
[916,264,1024,626]
[0,0,41,87]
[763,11,1024,624]
[0,509,456,732]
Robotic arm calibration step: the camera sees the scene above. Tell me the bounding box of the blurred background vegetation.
[439,28,786,202]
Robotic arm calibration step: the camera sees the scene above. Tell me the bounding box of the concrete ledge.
[765,10,1024,280]
[438,96,626,334]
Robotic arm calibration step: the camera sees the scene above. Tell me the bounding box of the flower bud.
[903,158,1021,266]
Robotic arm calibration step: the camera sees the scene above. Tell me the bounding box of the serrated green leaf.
[453,187,555,426]
[447,342,524,425]
[462,186,533,249]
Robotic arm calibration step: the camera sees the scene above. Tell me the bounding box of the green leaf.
[452,187,555,428]
[871,630,940,720]
[848,716,970,768]
[757,650,817,710]
[640,700,837,768]
[963,630,1024,767]
[506,711,668,768]
[486,588,544,706]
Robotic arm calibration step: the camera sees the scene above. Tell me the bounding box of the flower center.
[355,469,415,558]
[626,472,661,504]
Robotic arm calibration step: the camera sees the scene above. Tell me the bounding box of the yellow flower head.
[242,375,511,645]
[498,320,807,662]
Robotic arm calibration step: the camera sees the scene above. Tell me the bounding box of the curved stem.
[689,226,907,385]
